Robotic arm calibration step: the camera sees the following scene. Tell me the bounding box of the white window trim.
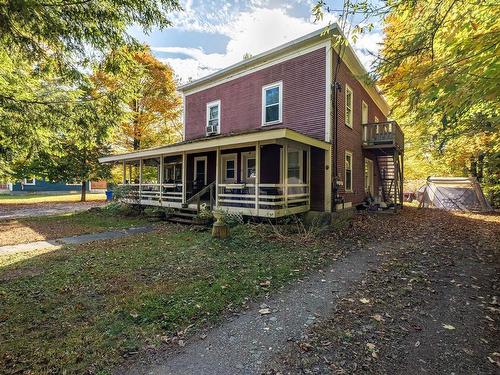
[374,116,379,123]
[206,100,221,135]
[221,153,237,182]
[261,81,283,126]
[361,101,368,124]
[287,148,304,184]
[345,85,353,128]
[23,178,36,185]
[241,151,256,182]
[193,156,208,185]
[345,151,353,192]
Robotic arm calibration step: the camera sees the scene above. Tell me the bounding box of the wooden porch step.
[167,217,199,225]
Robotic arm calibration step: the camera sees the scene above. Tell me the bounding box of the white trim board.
[99,128,330,163]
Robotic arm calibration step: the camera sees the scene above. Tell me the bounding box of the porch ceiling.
[99,128,330,163]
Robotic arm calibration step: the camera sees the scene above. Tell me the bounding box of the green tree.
[0,0,181,177]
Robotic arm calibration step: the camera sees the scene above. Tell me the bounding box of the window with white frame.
[206,100,220,135]
[262,81,282,125]
[241,151,256,182]
[222,154,237,182]
[361,101,368,124]
[345,151,353,192]
[345,85,353,128]
[374,116,380,133]
[287,149,303,184]
[23,178,35,185]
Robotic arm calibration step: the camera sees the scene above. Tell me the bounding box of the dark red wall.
[332,52,387,205]
[184,47,326,141]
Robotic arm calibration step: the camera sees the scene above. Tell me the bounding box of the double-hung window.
[262,81,282,125]
[222,154,237,182]
[345,151,353,192]
[23,178,35,185]
[206,100,221,135]
[241,151,256,182]
[345,85,353,128]
[287,149,303,184]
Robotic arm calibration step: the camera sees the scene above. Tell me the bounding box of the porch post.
[307,146,311,210]
[159,155,163,202]
[182,152,187,204]
[122,161,126,184]
[215,146,220,208]
[139,159,143,201]
[255,141,260,215]
[283,142,288,210]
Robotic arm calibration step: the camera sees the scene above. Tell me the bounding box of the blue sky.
[129,0,383,83]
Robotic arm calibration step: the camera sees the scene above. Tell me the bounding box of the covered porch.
[100,128,330,218]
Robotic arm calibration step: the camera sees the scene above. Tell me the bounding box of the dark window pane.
[226,169,234,179]
[266,104,279,122]
[247,158,256,178]
[209,105,219,119]
[226,160,234,169]
[265,87,279,105]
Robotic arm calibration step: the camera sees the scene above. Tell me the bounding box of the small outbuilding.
[417,177,492,212]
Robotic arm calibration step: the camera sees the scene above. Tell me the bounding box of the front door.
[194,156,207,189]
[364,158,374,196]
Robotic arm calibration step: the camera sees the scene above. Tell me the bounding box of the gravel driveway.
[0,201,106,220]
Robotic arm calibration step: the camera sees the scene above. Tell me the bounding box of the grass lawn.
[0,193,105,204]
[0,210,149,246]
[0,223,342,374]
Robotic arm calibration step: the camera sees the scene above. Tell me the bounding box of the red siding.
[184,47,326,141]
[332,51,387,205]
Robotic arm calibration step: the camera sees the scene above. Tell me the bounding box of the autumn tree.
[0,0,181,177]
[313,0,499,203]
[95,46,182,152]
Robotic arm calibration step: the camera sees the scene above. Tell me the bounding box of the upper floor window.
[361,101,368,124]
[345,85,353,128]
[206,100,220,135]
[262,81,282,125]
[345,151,353,192]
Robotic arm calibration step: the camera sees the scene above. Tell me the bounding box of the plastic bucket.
[105,190,113,201]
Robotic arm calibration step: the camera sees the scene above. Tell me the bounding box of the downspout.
[331,53,342,212]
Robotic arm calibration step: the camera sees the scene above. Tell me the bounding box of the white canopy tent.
[417,177,492,212]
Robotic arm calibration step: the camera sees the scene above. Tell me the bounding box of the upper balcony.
[362,121,404,152]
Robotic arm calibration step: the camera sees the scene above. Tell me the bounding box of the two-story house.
[99,24,404,218]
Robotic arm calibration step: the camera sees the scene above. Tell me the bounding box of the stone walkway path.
[118,245,383,375]
[0,201,105,220]
[0,226,155,255]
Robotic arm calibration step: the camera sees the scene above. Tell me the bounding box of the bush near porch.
[0,220,346,374]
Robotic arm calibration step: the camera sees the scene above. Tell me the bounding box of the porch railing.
[217,183,310,211]
[362,121,404,150]
[118,183,183,204]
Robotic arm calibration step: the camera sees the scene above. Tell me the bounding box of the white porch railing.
[118,183,183,205]
[218,183,310,215]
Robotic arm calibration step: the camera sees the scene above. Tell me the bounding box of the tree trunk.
[81,180,87,202]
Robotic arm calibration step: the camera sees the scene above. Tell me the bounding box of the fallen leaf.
[372,314,384,322]
[359,298,370,304]
[259,308,271,315]
[443,324,455,330]
[366,343,376,350]
[415,341,420,347]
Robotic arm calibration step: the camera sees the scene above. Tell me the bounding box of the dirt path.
[266,209,500,374]
[117,245,384,375]
[0,201,105,220]
[120,208,499,375]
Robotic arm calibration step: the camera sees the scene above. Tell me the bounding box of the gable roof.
[178,24,389,115]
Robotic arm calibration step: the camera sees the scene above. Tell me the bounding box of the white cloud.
[155,3,381,83]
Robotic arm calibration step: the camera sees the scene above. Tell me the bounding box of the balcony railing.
[362,121,404,150]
